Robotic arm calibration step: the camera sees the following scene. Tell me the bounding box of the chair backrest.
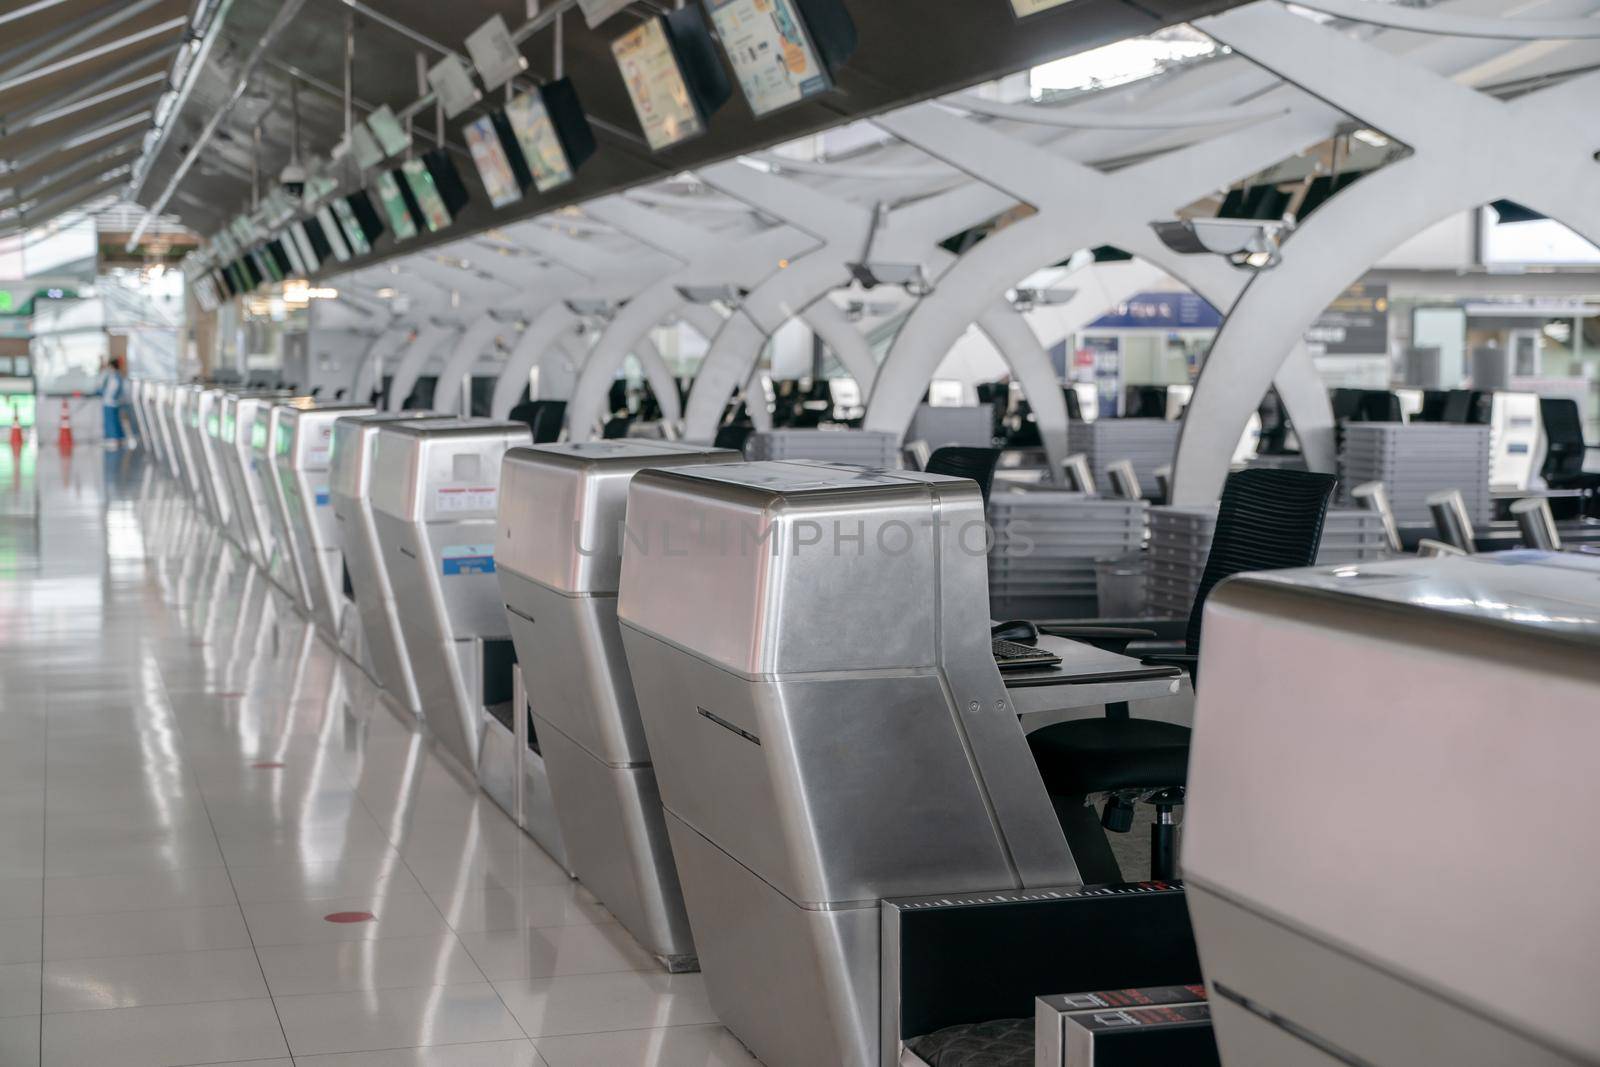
[712,423,754,453]
[601,415,632,439]
[1439,390,1474,424]
[509,400,567,444]
[1540,397,1586,480]
[926,446,1002,507]
[1062,386,1083,422]
[1187,467,1337,654]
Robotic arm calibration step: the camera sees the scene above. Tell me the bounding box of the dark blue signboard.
[1087,291,1221,330]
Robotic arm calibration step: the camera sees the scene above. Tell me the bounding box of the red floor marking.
[324,911,375,924]
[215,691,245,699]
[250,761,285,769]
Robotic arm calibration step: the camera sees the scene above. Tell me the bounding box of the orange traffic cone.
[57,398,72,452]
[8,409,21,451]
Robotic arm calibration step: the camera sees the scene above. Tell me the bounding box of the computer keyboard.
[992,639,1063,671]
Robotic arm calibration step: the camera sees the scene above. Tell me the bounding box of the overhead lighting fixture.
[1150,217,1292,271]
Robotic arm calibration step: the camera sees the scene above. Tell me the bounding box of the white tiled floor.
[0,444,759,1066]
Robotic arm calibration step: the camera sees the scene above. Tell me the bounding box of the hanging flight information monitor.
[503,79,595,192]
[704,0,832,117]
[367,105,410,158]
[374,171,419,241]
[400,150,469,232]
[340,191,386,251]
[289,221,320,274]
[329,197,372,255]
[611,9,729,151]
[465,112,527,208]
[314,205,354,261]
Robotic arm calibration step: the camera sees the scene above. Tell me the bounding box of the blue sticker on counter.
[442,544,495,576]
[314,490,331,507]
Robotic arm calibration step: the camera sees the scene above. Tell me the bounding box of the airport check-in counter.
[617,461,1086,1067]
[253,399,316,606]
[1184,553,1600,1067]
[172,385,207,503]
[219,392,291,571]
[193,388,236,532]
[497,441,741,970]
[330,412,449,716]
[273,401,376,637]
[368,420,539,796]
[154,382,184,482]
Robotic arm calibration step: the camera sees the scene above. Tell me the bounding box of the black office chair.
[601,415,632,439]
[1028,467,1337,883]
[1062,386,1083,422]
[509,400,567,444]
[926,446,1001,507]
[1439,389,1474,424]
[713,423,754,454]
[1540,398,1600,518]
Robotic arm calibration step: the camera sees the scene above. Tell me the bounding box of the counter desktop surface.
[1185,551,1600,1067]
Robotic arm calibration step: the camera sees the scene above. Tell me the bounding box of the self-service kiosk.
[330,412,448,716]
[253,399,316,607]
[1184,553,1600,1067]
[172,385,207,504]
[272,401,376,638]
[618,461,1087,1067]
[219,391,292,571]
[368,420,564,867]
[192,387,235,531]
[497,441,740,970]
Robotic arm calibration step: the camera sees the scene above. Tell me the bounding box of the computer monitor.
[314,205,353,261]
[465,111,527,208]
[373,171,419,241]
[611,8,729,151]
[329,197,372,256]
[265,239,295,278]
[400,159,450,232]
[301,215,336,263]
[705,0,832,116]
[342,191,386,249]
[288,221,320,274]
[502,78,595,193]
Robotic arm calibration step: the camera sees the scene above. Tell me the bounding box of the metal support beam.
[0,0,168,81]
[126,0,306,250]
[0,15,185,98]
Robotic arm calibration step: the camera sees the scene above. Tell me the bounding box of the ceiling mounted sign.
[428,54,483,119]
[465,15,529,91]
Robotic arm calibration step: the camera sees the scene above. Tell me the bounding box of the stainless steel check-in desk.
[154,382,184,482]
[193,388,236,532]
[1185,552,1600,1067]
[618,461,1086,1067]
[220,392,291,571]
[273,401,376,638]
[253,399,316,606]
[330,412,448,717]
[368,421,543,824]
[497,441,741,971]
[172,385,207,504]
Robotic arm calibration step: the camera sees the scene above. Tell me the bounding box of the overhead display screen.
[465,114,524,208]
[504,91,574,192]
[315,205,353,261]
[330,197,373,256]
[289,221,320,273]
[706,0,829,116]
[612,18,703,151]
[401,158,451,232]
[374,171,418,240]
[1010,0,1075,15]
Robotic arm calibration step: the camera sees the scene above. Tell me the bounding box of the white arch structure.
[563,189,816,440]
[1170,1,1600,502]
[864,98,1342,473]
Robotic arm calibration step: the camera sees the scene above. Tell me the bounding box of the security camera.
[847,261,933,296]
[1009,287,1077,312]
[674,284,747,305]
[279,162,307,200]
[1150,217,1291,271]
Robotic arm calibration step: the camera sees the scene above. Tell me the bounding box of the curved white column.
[865,101,1335,477]
[489,304,582,419]
[1172,3,1600,503]
[384,322,461,412]
[350,323,411,405]
[433,313,512,415]
[631,335,684,428]
[973,300,1068,468]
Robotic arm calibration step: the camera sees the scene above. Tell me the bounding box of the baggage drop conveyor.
[497,441,740,970]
